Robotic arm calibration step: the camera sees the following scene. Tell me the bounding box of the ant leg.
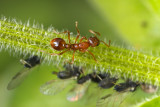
[100,40,111,47]
[67,50,76,64]
[71,50,76,64]
[39,49,70,56]
[79,36,87,43]
[50,49,70,55]
[75,21,80,43]
[89,29,101,37]
[66,31,71,44]
[54,30,71,44]
[86,50,97,62]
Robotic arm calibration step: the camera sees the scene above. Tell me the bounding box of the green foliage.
[89,0,160,49]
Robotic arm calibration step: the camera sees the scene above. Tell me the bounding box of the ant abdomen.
[50,38,66,51]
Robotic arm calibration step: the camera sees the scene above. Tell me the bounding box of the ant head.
[88,37,100,47]
[50,38,66,50]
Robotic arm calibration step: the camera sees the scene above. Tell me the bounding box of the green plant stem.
[0,17,160,86]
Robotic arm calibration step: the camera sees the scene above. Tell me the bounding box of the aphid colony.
[40,64,159,105]
[7,56,159,107]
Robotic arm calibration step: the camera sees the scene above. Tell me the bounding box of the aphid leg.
[75,21,80,43]
[79,36,87,43]
[89,30,101,37]
[86,50,97,63]
[100,40,111,48]
[80,68,85,76]
[112,82,121,86]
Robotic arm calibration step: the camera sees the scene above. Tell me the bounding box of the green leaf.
[89,0,160,49]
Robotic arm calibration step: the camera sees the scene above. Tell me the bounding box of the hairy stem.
[0,17,160,86]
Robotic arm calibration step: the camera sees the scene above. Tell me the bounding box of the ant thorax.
[78,42,90,50]
[70,44,79,50]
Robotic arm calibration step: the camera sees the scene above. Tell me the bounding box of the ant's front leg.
[86,49,98,63]
[79,36,87,43]
[100,40,111,48]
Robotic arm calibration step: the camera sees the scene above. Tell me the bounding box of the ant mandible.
[50,21,111,64]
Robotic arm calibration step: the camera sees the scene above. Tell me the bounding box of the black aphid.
[57,65,83,79]
[114,79,139,92]
[7,55,41,90]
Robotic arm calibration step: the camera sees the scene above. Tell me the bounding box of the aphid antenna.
[20,59,32,67]
[97,75,103,81]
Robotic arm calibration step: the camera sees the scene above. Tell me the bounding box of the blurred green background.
[1,0,160,107]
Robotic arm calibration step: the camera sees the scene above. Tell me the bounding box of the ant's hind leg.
[101,40,111,48]
[54,30,71,44]
[52,49,70,55]
[89,30,101,37]
[75,21,80,43]
[39,49,69,56]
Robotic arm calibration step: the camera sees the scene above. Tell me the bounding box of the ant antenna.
[89,30,100,37]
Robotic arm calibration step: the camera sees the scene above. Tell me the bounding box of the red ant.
[49,21,111,64]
